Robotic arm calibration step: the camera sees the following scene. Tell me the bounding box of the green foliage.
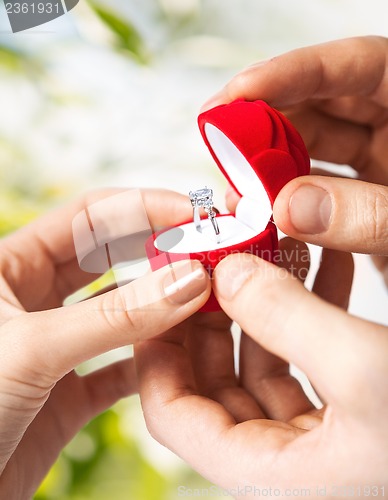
[87,2,150,64]
[0,45,44,75]
[0,3,224,498]
[34,407,168,499]
[0,46,27,72]
[34,401,214,500]
[0,188,65,237]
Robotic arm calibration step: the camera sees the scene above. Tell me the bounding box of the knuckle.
[99,286,147,341]
[226,69,255,99]
[83,187,125,205]
[99,289,135,331]
[360,186,388,248]
[144,409,167,444]
[0,318,56,406]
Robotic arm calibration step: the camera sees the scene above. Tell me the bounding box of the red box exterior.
[146,100,310,312]
[146,216,278,312]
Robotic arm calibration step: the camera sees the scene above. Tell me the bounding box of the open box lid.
[198,100,310,220]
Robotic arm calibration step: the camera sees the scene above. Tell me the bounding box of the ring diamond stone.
[189,187,220,243]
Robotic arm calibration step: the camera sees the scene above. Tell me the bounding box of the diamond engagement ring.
[189,187,220,244]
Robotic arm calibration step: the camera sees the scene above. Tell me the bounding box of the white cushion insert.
[155,215,257,253]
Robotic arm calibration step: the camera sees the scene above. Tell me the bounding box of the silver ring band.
[189,187,220,244]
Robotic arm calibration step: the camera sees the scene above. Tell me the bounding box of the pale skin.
[1,35,388,499]
[0,189,322,500]
[136,36,388,498]
[0,189,212,499]
[204,35,388,274]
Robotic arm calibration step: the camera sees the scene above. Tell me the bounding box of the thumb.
[213,253,387,413]
[1,260,210,383]
[273,176,388,255]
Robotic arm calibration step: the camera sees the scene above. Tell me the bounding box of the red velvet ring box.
[146,99,310,311]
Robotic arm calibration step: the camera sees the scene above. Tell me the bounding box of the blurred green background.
[0,1,387,499]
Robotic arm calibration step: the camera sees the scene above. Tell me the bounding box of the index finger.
[202,36,388,110]
[12,188,192,266]
[2,189,193,306]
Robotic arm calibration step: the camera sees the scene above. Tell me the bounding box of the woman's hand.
[0,189,211,498]
[204,36,388,282]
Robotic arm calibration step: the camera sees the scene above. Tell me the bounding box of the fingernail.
[247,58,271,69]
[163,261,208,305]
[215,255,259,301]
[289,185,332,234]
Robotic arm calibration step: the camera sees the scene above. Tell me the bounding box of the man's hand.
[204,36,388,281]
[136,242,388,497]
[136,38,388,497]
